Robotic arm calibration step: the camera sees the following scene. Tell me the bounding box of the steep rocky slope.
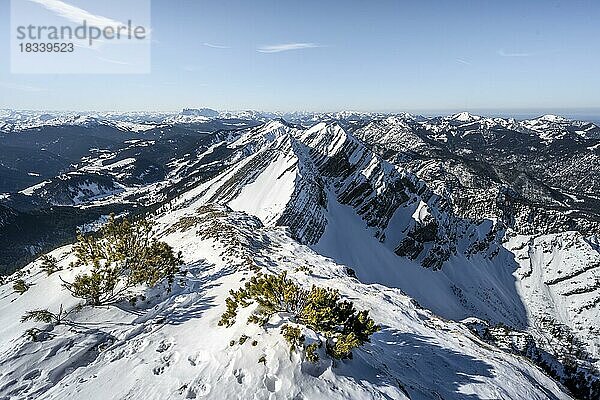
[156,120,599,397]
[352,114,600,235]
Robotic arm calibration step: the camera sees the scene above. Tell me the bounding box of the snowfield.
[0,206,572,400]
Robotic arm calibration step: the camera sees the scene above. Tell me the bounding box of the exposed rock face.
[464,317,600,400]
[353,114,600,237]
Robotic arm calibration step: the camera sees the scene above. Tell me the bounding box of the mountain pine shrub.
[20,304,82,341]
[305,342,320,362]
[281,324,305,351]
[62,214,183,306]
[21,304,72,326]
[21,309,61,325]
[219,272,379,360]
[238,335,249,345]
[294,265,312,274]
[25,328,45,342]
[40,255,61,276]
[13,279,30,295]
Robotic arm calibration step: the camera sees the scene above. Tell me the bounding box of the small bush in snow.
[62,214,183,306]
[305,342,320,363]
[219,272,380,360]
[40,254,61,276]
[13,279,30,295]
[326,332,362,360]
[219,272,306,327]
[238,335,249,345]
[281,324,305,351]
[25,328,45,342]
[21,305,70,326]
[294,266,312,274]
[21,309,60,325]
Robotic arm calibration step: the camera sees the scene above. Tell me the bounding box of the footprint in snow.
[152,351,180,375]
[156,338,175,353]
[187,350,209,367]
[233,369,244,384]
[184,376,211,399]
[263,374,281,393]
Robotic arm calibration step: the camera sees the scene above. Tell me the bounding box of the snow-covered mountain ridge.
[1,113,599,398]
[2,109,597,136]
[353,114,600,236]
[154,122,599,389]
[0,204,574,399]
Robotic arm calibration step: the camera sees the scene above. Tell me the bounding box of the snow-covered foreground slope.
[0,205,571,400]
[148,120,599,396]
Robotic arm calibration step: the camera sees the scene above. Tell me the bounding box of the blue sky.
[0,0,599,114]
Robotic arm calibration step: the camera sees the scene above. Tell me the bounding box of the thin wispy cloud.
[0,82,47,92]
[136,82,208,89]
[73,40,101,51]
[497,49,534,57]
[97,56,131,66]
[183,65,201,72]
[203,43,230,49]
[27,0,152,40]
[28,0,122,28]
[456,58,471,65]
[257,43,322,53]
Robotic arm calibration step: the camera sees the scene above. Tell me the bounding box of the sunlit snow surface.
[0,206,571,399]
